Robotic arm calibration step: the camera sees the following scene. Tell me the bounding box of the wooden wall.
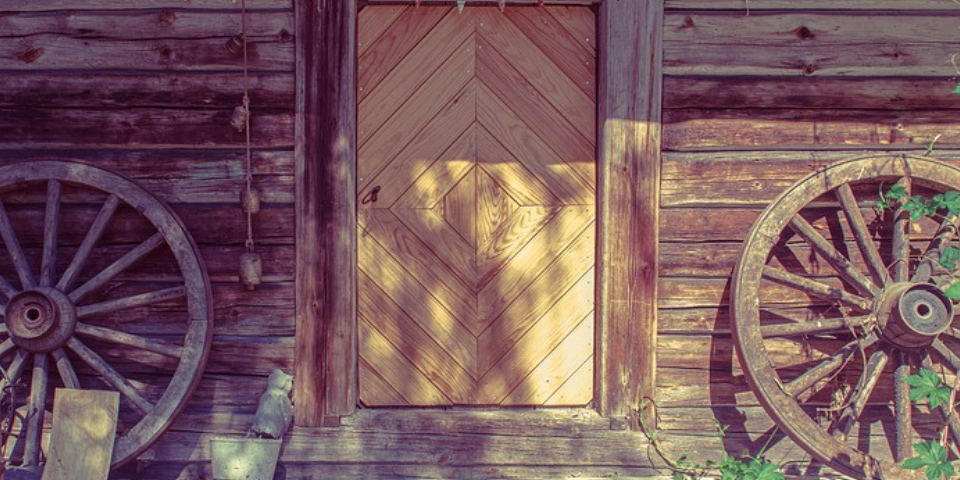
[0,0,298,471]
[657,0,960,471]
[5,0,960,478]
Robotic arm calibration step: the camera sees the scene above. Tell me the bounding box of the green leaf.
[939,246,960,270]
[906,369,952,408]
[903,441,955,480]
[887,184,909,200]
[944,282,960,300]
[933,191,960,216]
[903,456,930,470]
[953,83,960,94]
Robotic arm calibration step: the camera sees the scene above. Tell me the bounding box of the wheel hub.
[4,287,77,352]
[876,282,953,350]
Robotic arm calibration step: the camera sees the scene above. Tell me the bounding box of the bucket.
[210,437,282,480]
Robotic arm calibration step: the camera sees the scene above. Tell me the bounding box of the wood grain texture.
[663,13,960,77]
[41,389,120,480]
[358,6,596,407]
[294,0,358,426]
[597,0,663,426]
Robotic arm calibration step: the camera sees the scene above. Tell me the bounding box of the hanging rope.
[238,0,263,290]
[241,0,255,254]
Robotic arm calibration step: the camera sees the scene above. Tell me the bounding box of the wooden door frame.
[293,0,662,428]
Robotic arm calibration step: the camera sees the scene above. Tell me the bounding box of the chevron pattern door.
[357,5,596,406]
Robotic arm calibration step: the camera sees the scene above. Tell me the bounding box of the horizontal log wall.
[0,0,297,477]
[658,0,960,475]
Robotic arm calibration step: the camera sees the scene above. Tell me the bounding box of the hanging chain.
[241,0,255,253]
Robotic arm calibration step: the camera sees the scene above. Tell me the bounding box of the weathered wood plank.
[0,36,293,71]
[140,411,654,465]
[0,10,293,39]
[665,77,960,111]
[0,1,290,11]
[0,109,294,148]
[294,0,358,425]
[666,0,960,10]
[363,0,601,4]
[597,0,662,426]
[661,205,949,243]
[665,43,958,77]
[664,109,960,150]
[0,203,291,246]
[0,72,294,109]
[666,13,960,46]
[131,462,666,480]
[661,150,960,206]
[0,150,294,205]
[658,276,850,309]
[663,13,960,77]
[41,389,119,480]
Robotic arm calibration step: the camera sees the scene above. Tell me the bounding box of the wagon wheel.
[0,160,212,469]
[732,154,960,479]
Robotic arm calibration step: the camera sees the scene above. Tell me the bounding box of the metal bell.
[241,186,261,214]
[240,251,263,291]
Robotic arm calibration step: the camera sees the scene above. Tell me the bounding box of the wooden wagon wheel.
[0,160,212,468]
[732,154,960,479]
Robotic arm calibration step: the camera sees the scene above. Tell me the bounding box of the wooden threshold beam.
[596,0,663,429]
[360,1,601,5]
[294,0,358,427]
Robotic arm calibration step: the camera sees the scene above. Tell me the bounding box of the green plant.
[637,399,785,480]
[901,368,960,480]
[876,187,960,479]
[877,185,960,301]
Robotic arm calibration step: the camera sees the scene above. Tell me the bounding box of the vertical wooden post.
[294,0,358,426]
[596,0,663,429]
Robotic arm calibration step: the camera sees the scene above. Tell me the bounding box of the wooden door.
[357,5,596,406]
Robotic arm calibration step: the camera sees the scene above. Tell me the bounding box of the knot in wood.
[794,26,814,40]
[16,47,44,64]
[159,10,178,24]
[226,34,245,56]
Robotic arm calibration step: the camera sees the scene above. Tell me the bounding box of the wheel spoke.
[912,214,958,284]
[56,194,120,292]
[0,349,29,393]
[75,323,184,359]
[39,180,61,287]
[789,215,878,296]
[0,338,15,358]
[760,316,868,338]
[893,351,912,462]
[931,339,960,371]
[22,353,49,467]
[69,232,165,303]
[0,196,36,290]
[892,176,912,282]
[836,183,890,287]
[785,334,878,398]
[0,274,17,300]
[762,266,872,311]
[76,286,187,319]
[51,347,80,389]
[832,349,889,442]
[67,337,154,415]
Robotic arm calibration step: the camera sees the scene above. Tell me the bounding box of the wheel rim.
[0,160,212,467]
[732,154,960,480]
